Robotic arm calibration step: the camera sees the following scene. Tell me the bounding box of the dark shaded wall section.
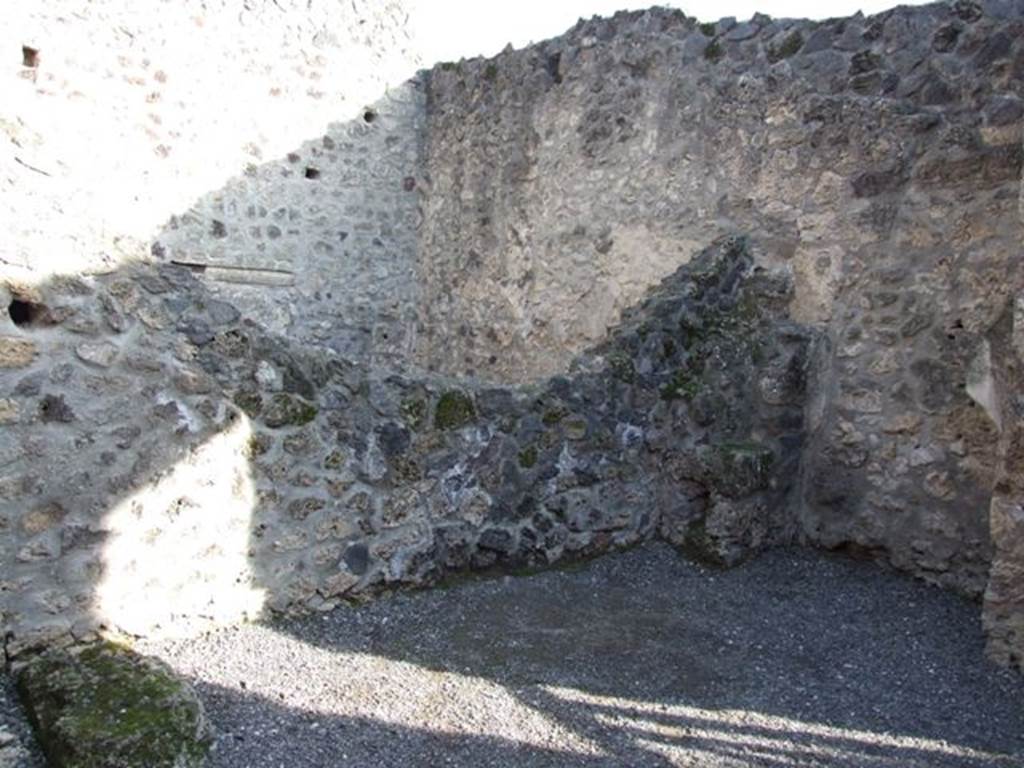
[0,237,810,657]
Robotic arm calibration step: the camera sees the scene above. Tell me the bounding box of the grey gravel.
[39,544,1024,766]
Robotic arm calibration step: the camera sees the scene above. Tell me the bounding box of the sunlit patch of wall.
[95,411,263,639]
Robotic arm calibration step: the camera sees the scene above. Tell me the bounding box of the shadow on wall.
[149,84,426,368]
[0,149,813,655]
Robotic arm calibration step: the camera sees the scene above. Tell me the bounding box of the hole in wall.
[304,167,320,180]
[22,45,39,68]
[8,298,48,328]
[363,109,376,123]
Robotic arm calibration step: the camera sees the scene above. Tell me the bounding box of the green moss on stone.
[608,352,636,383]
[435,390,476,429]
[323,449,347,470]
[749,338,768,365]
[262,393,317,428]
[244,433,272,458]
[565,417,588,440]
[699,22,717,36]
[679,320,703,349]
[518,445,538,468]
[233,389,262,418]
[542,407,566,425]
[483,62,498,81]
[677,519,728,568]
[704,40,723,62]
[706,441,775,497]
[768,30,803,62]
[660,370,701,401]
[390,456,423,482]
[16,641,210,768]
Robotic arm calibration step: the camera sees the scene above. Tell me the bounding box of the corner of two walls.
[413,3,1024,668]
[3,0,1024,672]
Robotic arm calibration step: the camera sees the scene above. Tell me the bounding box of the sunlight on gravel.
[548,687,1017,767]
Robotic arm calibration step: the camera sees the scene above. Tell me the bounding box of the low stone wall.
[0,237,810,654]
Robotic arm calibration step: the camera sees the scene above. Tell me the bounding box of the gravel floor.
[130,544,1024,768]
[5,544,1023,767]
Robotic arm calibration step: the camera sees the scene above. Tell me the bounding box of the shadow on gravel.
[183,546,1024,768]
[190,681,634,768]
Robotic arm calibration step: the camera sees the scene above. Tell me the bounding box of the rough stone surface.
[417,0,1024,618]
[0,676,44,768]
[981,291,1024,668]
[1,0,422,367]
[15,641,209,768]
[0,237,809,651]
[0,337,37,368]
[0,0,1023,675]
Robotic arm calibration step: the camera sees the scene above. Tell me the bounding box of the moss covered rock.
[232,388,263,418]
[518,444,538,468]
[435,390,476,429]
[702,441,775,498]
[16,640,210,768]
[261,392,317,428]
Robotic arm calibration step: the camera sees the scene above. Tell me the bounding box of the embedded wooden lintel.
[170,260,295,286]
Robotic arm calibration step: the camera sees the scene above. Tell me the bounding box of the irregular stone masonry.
[414,0,1024,667]
[2,0,422,365]
[0,237,811,657]
[1,0,1023,673]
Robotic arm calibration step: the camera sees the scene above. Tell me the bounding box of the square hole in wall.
[305,167,321,180]
[22,45,39,68]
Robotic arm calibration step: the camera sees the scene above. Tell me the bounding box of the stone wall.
[414,0,1024,661]
[1,0,421,366]
[2,0,1023,671]
[417,1,1023,387]
[980,180,1024,668]
[0,237,810,655]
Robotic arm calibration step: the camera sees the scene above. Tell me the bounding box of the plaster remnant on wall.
[967,340,1001,431]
